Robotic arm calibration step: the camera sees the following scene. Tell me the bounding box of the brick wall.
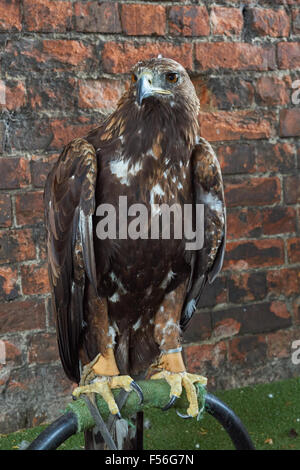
[0,0,299,433]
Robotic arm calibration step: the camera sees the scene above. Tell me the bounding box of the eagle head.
[129,57,200,117]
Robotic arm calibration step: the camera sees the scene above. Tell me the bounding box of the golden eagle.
[44,57,226,448]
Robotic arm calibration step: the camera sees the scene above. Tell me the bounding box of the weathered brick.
[262,206,297,235]
[195,43,276,71]
[74,2,121,33]
[224,177,281,207]
[213,301,291,336]
[78,79,125,111]
[23,0,73,32]
[102,42,193,73]
[15,191,44,226]
[211,7,243,36]
[30,155,57,189]
[292,8,300,33]
[199,110,275,141]
[0,0,21,31]
[227,207,263,240]
[194,76,254,111]
[1,81,26,111]
[0,266,19,301]
[287,237,300,263]
[278,42,300,69]
[0,158,31,189]
[184,341,227,372]
[256,75,291,105]
[211,318,241,341]
[0,229,36,265]
[1,339,22,366]
[122,4,166,36]
[267,268,300,297]
[280,109,300,137]
[227,271,267,303]
[21,263,49,296]
[246,8,290,37]
[283,175,300,204]
[228,335,267,365]
[0,299,45,334]
[28,76,77,111]
[217,143,256,174]
[6,116,53,152]
[168,6,209,36]
[183,311,212,343]
[49,118,96,149]
[224,239,285,269]
[0,195,11,228]
[256,142,296,173]
[267,329,300,360]
[196,275,227,308]
[28,333,59,363]
[42,40,94,68]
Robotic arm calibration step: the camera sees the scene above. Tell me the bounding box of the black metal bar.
[27,412,78,450]
[27,393,255,450]
[205,393,255,450]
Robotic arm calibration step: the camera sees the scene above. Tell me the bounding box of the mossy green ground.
[1,377,300,450]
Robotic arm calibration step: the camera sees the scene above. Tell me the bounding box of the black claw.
[162,395,178,411]
[130,381,144,404]
[176,410,193,419]
[116,411,122,420]
[72,394,77,401]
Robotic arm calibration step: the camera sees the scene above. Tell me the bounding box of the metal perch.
[27,380,255,450]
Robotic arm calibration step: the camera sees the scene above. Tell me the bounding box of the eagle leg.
[151,351,207,418]
[72,348,143,417]
[152,284,207,417]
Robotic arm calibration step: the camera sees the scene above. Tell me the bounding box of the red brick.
[0,0,21,31]
[199,110,274,141]
[0,158,31,189]
[42,40,94,68]
[283,175,300,204]
[1,340,22,365]
[0,229,36,265]
[21,263,49,295]
[217,143,256,175]
[0,195,11,228]
[30,154,57,188]
[267,329,300,359]
[168,6,209,36]
[28,77,77,111]
[256,142,296,173]
[287,237,300,263]
[0,266,19,301]
[50,118,96,149]
[184,341,227,372]
[278,42,300,69]
[292,9,300,33]
[23,0,72,32]
[28,333,59,363]
[227,207,263,240]
[195,42,276,71]
[183,311,212,343]
[78,79,125,112]
[262,206,297,235]
[267,268,300,297]
[229,335,267,365]
[122,4,166,36]
[15,191,44,226]
[102,42,193,73]
[256,75,290,106]
[228,271,267,303]
[211,7,243,36]
[0,299,45,334]
[247,8,290,37]
[1,81,26,111]
[224,239,284,270]
[212,318,241,340]
[74,2,121,33]
[225,177,281,207]
[280,109,300,137]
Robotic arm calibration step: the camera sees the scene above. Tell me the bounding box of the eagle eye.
[131,73,138,83]
[166,72,178,84]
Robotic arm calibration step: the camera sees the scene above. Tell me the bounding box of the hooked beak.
[137,75,153,106]
[136,75,171,106]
